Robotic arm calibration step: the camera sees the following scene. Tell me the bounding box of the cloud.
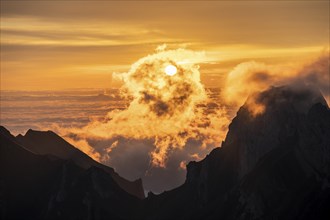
[222,52,330,115]
[54,47,230,169]
[51,47,329,192]
[65,136,102,162]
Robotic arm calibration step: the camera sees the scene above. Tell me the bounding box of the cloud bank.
[52,47,329,192]
[56,46,229,169]
[222,52,329,115]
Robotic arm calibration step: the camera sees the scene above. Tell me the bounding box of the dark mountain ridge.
[1,84,329,219]
[15,129,145,199]
[138,85,330,220]
[0,127,141,220]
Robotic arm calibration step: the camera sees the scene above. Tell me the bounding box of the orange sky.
[1,1,329,90]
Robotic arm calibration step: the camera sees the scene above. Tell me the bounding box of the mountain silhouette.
[138,85,330,220]
[0,126,141,220]
[1,84,329,220]
[16,129,144,199]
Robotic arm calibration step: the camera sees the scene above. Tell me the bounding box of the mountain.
[0,127,141,220]
[138,85,330,220]
[1,84,329,219]
[15,129,145,199]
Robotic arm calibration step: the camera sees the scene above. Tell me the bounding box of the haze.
[1,0,329,193]
[1,1,328,90]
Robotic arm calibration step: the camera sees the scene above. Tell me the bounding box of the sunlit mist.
[54,46,230,167]
[1,0,329,194]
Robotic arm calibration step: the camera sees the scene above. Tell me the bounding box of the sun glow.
[165,64,177,76]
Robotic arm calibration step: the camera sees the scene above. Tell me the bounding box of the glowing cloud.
[57,47,230,167]
[222,53,330,115]
[53,47,329,173]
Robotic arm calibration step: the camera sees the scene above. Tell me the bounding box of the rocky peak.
[0,126,16,141]
[15,127,145,199]
[223,85,328,177]
[184,84,329,206]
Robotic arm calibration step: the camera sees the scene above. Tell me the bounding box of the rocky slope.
[1,84,329,219]
[0,127,141,220]
[139,85,330,220]
[16,129,144,199]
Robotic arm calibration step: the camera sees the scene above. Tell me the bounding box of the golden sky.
[1,1,329,90]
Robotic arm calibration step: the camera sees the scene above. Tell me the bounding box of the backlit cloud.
[222,52,330,115]
[55,47,230,168]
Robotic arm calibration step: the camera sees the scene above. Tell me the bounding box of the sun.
[165,64,177,76]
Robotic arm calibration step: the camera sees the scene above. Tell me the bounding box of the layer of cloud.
[54,47,230,169]
[47,48,329,193]
[222,52,330,115]
[2,1,328,47]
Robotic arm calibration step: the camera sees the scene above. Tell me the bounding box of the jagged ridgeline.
[1,84,329,220]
